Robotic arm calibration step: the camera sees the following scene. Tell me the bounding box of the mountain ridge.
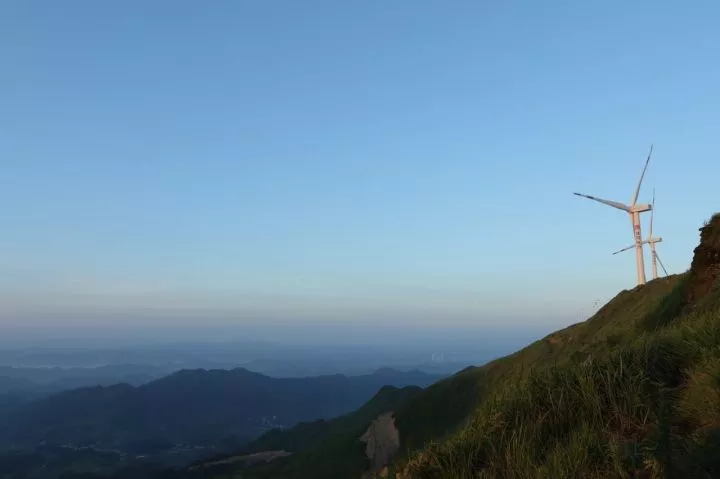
[0,367,443,463]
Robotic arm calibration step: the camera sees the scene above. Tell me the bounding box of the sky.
[1,1,719,346]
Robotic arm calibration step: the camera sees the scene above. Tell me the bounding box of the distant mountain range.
[0,339,506,379]
[0,363,168,386]
[0,367,443,474]
[0,364,170,420]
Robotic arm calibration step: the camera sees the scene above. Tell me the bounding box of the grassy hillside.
[399,213,720,478]
[392,272,685,458]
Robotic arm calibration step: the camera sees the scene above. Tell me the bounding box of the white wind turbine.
[612,188,668,280]
[574,145,654,286]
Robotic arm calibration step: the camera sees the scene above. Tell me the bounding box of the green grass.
[398,216,720,478]
[393,366,487,454]
[388,273,686,468]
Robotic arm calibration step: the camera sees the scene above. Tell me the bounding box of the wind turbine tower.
[574,145,654,286]
[613,188,668,280]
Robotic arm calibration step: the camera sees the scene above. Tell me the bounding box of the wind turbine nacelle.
[631,203,652,213]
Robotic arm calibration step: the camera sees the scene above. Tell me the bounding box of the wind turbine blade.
[612,244,636,255]
[573,193,630,211]
[650,188,655,236]
[631,144,653,206]
[656,252,669,276]
[613,238,651,254]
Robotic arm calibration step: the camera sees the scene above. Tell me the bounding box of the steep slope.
[391,271,684,458]
[400,212,720,478]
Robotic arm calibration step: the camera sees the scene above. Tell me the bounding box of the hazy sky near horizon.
[1,1,719,345]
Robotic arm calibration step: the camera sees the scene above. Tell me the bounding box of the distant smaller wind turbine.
[612,188,668,280]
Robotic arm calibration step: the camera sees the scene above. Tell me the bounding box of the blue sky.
[1,1,719,345]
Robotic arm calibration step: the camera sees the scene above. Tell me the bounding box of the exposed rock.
[687,213,720,305]
[361,412,400,477]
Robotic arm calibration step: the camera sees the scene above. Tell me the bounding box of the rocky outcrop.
[686,213,720,305]
[361,412,400,478]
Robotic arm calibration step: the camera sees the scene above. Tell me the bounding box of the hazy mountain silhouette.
[0,367,442,456]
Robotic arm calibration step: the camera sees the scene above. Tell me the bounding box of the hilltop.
[183,213,720,478]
